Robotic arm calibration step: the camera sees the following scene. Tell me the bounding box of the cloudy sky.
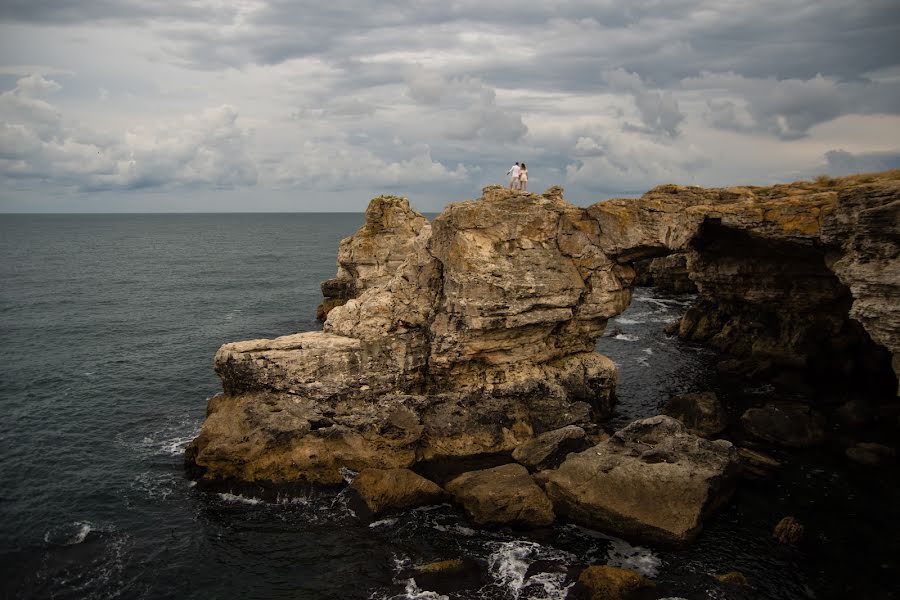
[1,1,899,212]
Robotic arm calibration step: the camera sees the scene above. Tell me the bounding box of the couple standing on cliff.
[507,162,528,191]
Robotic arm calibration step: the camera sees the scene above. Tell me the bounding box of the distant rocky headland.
[186,170,899,550]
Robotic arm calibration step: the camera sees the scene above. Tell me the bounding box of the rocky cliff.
[187,187,628,485]
[187,171,899,491]
[590,171,900,397]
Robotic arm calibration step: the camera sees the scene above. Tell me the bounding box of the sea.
[1,213,898,600]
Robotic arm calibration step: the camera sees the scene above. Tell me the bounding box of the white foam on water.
[117,414,203,457]
[613,333,640,341]
[642,348,654,355]
[217,492,262,505]
[635,356,651,367]
[44,520,98,545]
[487,540,576,599]
[369,518,399,528]
[130,471,178,501]
[400,579,449,600]
[613,317,643,325]
[606,536,662,577]
[633,296,693,308]
[341,467,359,484]
[519,571,575,600]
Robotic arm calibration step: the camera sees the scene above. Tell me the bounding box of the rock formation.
[589,171,900,396]
[187,187,628,486]
[187,170,898,543]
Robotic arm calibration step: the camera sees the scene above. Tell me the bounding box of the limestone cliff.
[187,187,625,485]
[590,170,900,395]
[187,171,899,489]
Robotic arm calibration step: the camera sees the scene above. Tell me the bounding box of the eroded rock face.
[317,195,429,320]
[538,416,740,546]
[590,171,900,395]
[188,187,624,486]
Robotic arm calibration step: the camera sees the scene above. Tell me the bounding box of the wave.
[487,540,575,599]
[614,333,640,342]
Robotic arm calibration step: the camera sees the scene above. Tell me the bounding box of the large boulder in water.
[348,468,446,518]
[663,391,728,437]
[537,415,740,546]
[445,463,555,527]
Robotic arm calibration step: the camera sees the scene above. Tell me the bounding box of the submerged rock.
[716,571,750,586]
[538,415,740,546]
[402,558,486,594]
[845,442,897,466]
[737,447,781,480]
[445,463,554,527]
[663,391,728,437]
[348,468,445,519]
[773,516,804,544]
[572,565,655,600]
[741,402,826,448]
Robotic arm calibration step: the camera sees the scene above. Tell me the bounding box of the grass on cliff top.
[750,168,900,199]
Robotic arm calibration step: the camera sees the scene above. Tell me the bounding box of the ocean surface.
[2,214,898,600]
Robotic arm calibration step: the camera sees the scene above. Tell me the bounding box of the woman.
[519,163,528,191]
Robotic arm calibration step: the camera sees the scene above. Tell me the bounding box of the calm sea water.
[1,214,897,600]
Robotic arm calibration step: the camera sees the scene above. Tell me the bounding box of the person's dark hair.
[521,163,526,169]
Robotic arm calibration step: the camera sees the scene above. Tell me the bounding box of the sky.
[1,1,899,213]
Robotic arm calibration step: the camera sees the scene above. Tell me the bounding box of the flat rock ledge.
[537,415,740,547]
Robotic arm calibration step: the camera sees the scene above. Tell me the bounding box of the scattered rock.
[663,391,728,437]
[538,415,740,546]
[663,320,680,336]
[737,447,781,480]
[511,425,591,471]
[572,565,655,600]
[445,463,554,527]
[741,403,826,448]
[402,558,486,594]
[716,571,750,586]
[846,442,897,466]
[348,468,446,519]
[835,397,877,427]
[773,516,804,544]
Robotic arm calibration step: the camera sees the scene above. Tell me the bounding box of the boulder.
[845,442,897,466]
[663,391,728,437]
[402,558,486,594]
[741,403,826,448]
[445,463,554,527]
[773,516,804,544]
[348,468,446,518]
[538,415,740,546]
[511,425,591,471]
[572,565,655,600]
[716,571,749,586]
[737,447,781,480]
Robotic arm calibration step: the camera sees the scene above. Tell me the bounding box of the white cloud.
[0,75,258,191]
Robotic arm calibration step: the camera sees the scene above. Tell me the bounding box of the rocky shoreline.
[186,171,898,592]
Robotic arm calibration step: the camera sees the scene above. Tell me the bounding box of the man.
[507,162,521,190]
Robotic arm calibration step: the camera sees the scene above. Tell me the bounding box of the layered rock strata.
[188,188,629,485]
[590,171,900,396]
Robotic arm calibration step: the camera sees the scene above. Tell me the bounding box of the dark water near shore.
[2,214,898,599]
